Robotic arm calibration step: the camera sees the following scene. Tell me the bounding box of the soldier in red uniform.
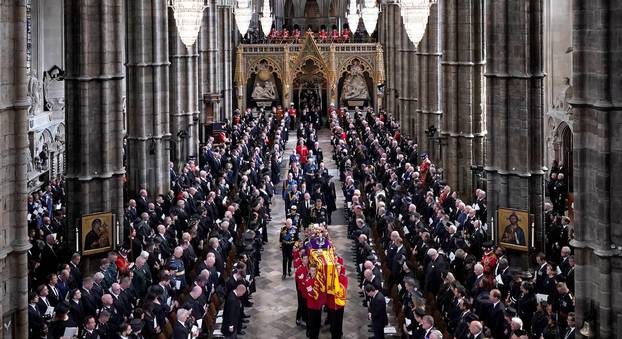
[341,25,351,42]
[276,104,285,121]
[331,26,340,42]
[305,264,325,339]
[293,26,302,43]
[295,253,309,327]
[281,26,290,42]
[318,26,329,43]
[480,241,498,276]
[288,103,297,129]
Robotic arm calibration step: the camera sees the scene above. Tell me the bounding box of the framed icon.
[497,208,529,252]
[81,212,113,256]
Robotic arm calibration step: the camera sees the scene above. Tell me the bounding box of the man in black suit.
[136,189,149,216]
[172,308,193,339]
[415,315,436,339]
[36,285,52,316]
[69,253,83,289]
[208,237,226,274]
[39,234,59,281]
[222,284,246,338]
[366,284,388,339]
[563,312,576,339]
[559,246,572,277]
[467,320,483,339]
[361,269,382,307]
[81,315,100,339]
[534,253,548,293]
[486,289,505,339]
[424,248,447,295]
[389,237,406,285]
[28,292,44,339]
[81,276,99,318]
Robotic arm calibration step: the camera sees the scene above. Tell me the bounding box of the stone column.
[126,0,171,197]
[416,2,442,156]
[441,0,484,198]
[484,0,544,250]
[200,0,221,122]
[382,2,398,116]
[64,0,125,245]
[400,14,418,138]
[169,7,200,166]
[0,1,30,336]
[220,5,234,118]
[394,7,403,124]
[570,1,622,337]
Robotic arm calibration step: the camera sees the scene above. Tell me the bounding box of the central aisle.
[244,128,370,338]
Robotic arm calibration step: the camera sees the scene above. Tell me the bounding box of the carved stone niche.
[44,65,65,112]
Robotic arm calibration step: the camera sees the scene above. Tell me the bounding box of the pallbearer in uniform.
[279,218,299,279]
[295,252,309,327]
[305,265,325,339]
[327,260,348,339]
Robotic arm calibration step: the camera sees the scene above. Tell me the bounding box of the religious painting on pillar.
[497,208,529,252]
[81,212,113,256]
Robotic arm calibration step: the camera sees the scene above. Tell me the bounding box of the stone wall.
[0,0,31,337]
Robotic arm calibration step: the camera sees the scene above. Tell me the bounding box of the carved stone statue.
[251,60,278,101]
[554,77,573,112]
[341,60,370,101]
[251,78,277,100]
[44,66,65,112]
[28,71,43,115]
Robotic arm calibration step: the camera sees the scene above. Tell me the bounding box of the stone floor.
[244,128,371,339]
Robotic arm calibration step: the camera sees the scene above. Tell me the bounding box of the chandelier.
[234,0,253,36]
[259,0,272,36]
[361,0,378,35]
[347,0,360,30]
[169,0,208,47]
[400,0,435,46]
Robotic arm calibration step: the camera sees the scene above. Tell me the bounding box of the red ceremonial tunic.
[341,29,351,41]
[296,145,309,165]
[295,266,309,295]
[304,276,326,310]
[319,30,328,42]
[288,107,297,117]
[480,252,497,275]
[116,256,130,274]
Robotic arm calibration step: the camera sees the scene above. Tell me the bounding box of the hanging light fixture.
[234,0,253,37]
[361,0,378,35]
[169,0,208,47]
[347,0,360,30]
[400,0,435,46]
[259,0,272,36]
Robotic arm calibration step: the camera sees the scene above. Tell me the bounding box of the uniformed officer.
[305,265,325,339]
[555,281,574,333]
[167,246,186,290]
[286,184,302,214]
[287,205,301,228]
[280,219,299,279]
[309,198,327,225]
[295,253,309,327]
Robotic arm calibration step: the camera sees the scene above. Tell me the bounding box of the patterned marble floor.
[244,128,371,339]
